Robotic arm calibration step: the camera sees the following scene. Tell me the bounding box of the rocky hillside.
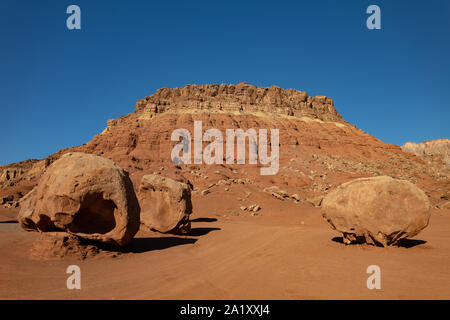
[1,83,448,210]
[402,139,450,167]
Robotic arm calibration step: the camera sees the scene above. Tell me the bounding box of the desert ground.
[1,198,449,300]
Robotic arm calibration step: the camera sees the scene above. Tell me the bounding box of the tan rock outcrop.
[132,83,346,124]
[322,176,431,246]
[18,152,140,246]
[402,139,450,166]
[138,174,192,234]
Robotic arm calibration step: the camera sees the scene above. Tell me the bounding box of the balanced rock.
[18,152,140,246]
[322,176,430,246]
[138,174,192,234]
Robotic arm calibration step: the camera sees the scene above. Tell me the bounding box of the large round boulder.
[138,174,192,234]
[18,152,140,246]
[322,176,431,246]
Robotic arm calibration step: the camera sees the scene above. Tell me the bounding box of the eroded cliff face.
[137,83,344,121]
[402,139,450,167]
[104,83,348,133]
[1,83,448,210]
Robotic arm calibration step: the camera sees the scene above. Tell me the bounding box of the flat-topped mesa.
[133,83,346,124]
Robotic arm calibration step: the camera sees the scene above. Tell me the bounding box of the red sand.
[1,203,449,300]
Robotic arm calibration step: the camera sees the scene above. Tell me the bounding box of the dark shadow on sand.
[0,220,18,224]
[26,216,221,255]
[332,236,427,248]
[82,236,198,254]
[191,217,218,223]
[125,237,198,253]
[187,217,221,236]
[331,237,345,244]
[188,227,221,237]
[396,238,427,248]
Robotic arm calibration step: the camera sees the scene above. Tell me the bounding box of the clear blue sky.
[1,0,449,165]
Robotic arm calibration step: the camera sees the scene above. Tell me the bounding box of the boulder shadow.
[188,227,221,237]
[188,217,221,236]
[396,238,427,248]
[331,236,344,244]
[82,216,221,254]
[331,236,427,248]
[191,217,218,223]
[331,236,385,247]
[0,220,18,224]
[125,237,198,253]
[87,236,198,254]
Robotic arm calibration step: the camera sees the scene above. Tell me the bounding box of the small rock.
[231,210,239,216]
[1,195,13,205]
[264,186,289,200]
[305,195,323,207]
[438,201,450,210]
